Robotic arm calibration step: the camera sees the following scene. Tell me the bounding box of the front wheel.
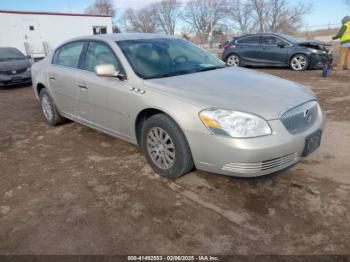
[141,114,194,178]
[290,54,309,71]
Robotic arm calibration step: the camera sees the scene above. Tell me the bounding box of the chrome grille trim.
[222,153,299,174]
[280,100,318,134]
[0,68,27,75]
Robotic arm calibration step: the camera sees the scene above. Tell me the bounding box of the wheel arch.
[36,83,46,96]
[224,52,240,62]
[289,53,310,67]
[134,108,184,146]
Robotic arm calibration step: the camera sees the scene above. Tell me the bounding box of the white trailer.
[0,10,113,59]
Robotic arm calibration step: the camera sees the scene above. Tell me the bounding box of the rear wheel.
[39,89,66,126]
[226,54,240,67]
[141,114,194,178]
[290,54,309,71]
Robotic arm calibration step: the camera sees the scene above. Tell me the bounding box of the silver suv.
[32,33,324,178]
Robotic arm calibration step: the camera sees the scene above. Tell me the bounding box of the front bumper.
[186,109,325,177]
[0,71,32,86]
[309,53,333,69]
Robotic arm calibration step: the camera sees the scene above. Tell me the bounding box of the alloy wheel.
[146,127,175,169]
[227,55,240,66]
[41,94,54,122]
[291,55,308,71]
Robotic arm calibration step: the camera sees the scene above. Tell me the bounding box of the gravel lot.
[0,69,349,255]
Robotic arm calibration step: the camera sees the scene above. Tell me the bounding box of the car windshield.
[0,48,26,60]
[117,38,225,79]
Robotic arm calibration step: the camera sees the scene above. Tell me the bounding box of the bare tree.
[122,7,158,33]
[153,0,182,35]
[228,0,253,34]
[246,0,311,33]
[266,0,312,32]
[85,0,116,17]
[182,0,229,43]
[249,0,268,32]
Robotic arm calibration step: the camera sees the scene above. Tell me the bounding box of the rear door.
[235,36,262,64]
[260,36,290,65]
[48,41,86,117]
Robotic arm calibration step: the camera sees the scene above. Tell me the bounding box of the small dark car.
[222,33,333,71]
[0,47,32,86]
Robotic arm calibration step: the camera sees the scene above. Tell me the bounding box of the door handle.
[49,75,56,80]
[78,84,88,90]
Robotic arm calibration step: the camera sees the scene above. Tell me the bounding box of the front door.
[260,36,290,66]
[77,41,137,139]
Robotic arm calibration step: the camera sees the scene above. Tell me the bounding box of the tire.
[226,54,240,67]
[141,113,194,178]
[39,89,66,126]
[290,54,309,71]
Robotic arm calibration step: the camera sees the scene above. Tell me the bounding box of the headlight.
[308,48,327,54]
[199,109,272,138]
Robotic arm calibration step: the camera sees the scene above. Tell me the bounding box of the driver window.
[83,41,121,72]
[262,36,288,46]
[262,36,277,45]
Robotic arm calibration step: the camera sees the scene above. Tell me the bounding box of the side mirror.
[95,64,120,77]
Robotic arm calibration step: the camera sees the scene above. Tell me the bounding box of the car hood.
[144,67,315,120]
[0,59,31,71]
[298,40,332,48]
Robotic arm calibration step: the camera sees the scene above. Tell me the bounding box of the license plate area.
[302,129,322,157]
[11,76,22,82]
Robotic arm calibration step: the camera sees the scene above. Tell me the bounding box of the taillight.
[224,44,235,49]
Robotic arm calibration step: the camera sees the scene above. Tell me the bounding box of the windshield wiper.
[145,66,226,79]
[145,70,197,79]
[194,66,226,73]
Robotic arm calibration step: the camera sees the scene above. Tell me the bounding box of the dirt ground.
[0,69,349,255]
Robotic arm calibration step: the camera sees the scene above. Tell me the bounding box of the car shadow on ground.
[0,83,32,90]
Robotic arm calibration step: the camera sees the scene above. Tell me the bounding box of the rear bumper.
[186,108,325,177]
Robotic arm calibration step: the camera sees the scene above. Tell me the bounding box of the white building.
[0,10,113,59]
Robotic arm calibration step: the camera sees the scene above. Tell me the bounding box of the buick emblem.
[12,70,17,74]
[304,109,312,123]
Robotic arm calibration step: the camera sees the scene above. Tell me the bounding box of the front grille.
[222,153,299,174]
[280,101,318,134]
[0,68,27,75]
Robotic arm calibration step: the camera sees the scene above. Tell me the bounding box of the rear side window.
[53,42,85,68]
[83,41,121,72]
[237,36,260,44]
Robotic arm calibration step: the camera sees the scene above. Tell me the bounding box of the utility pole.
[67,0,72,13]
[208,20,213,48]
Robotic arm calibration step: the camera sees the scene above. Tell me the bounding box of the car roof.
[235,32,285,39]
[69,33,175,42]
